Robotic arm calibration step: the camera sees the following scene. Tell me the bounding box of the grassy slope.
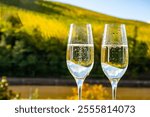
[0,0,148,25]
[0,0,150,78]
[1,0,150,47]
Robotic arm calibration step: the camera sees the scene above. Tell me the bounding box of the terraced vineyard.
[0,0,150,79]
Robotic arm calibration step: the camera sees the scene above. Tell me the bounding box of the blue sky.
[52,0,150,23]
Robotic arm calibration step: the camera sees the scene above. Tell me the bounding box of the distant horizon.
[52,0,150,23]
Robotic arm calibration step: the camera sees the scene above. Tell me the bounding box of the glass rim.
[70,23,92,26]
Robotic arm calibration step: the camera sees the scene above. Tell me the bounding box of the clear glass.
[66,24,94,100]
[101,24,128,100]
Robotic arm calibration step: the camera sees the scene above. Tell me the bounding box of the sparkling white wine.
[101,45,128,79]
[67,44,94,79]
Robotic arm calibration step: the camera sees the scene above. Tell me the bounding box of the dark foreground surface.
[6,77,150,87]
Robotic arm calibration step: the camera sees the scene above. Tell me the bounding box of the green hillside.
[1,0,148,25]
[0,0,150,79]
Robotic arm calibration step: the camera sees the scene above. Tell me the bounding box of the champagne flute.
[66,24,94,100]
[101,24,128,100]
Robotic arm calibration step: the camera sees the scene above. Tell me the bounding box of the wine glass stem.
[111,79,118,100]
[76,79,84,100]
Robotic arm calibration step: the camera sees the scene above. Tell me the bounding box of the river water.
[9,85,150,100]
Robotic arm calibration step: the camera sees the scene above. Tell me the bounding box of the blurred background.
[0,0,150,100]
